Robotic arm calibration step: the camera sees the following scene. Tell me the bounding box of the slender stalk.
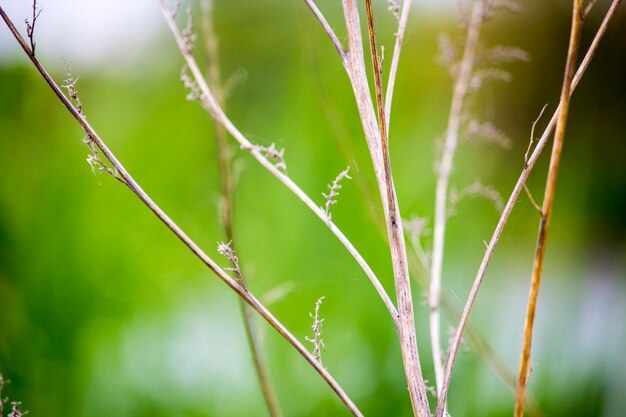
[384,0,412,133]
[514,1,584,415]
[436,1,621,415]
[303,0,347,58]
[0,7,363,416]
[200,2,281,416]
[431,0,484,396]
[161,3,399,323]
[363,1,430,415]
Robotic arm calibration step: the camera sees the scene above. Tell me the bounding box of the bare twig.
[384,0,412,133]
[525,104,548,166]
[431,0,484,399]
[161,1,398,324]
[523,185,543,214]
[25,0,41,57]
[515,1,584,415]
[303,0,346,58]
[584,0,599,17]
[436,1,622,415]
[0,7,363,416]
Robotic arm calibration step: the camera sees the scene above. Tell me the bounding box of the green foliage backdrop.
[1,1,625,416]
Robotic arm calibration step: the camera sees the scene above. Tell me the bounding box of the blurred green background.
[1,1,625,416]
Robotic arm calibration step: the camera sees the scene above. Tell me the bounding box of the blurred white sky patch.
[0,0,455,70]
[0,0,163,70]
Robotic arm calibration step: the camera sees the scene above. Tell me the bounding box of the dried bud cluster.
[322,167,352,221]
[306,296,326,365]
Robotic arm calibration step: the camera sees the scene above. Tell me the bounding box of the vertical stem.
[431,0,484,397]
[362,1,430,415]
[200,2,282,416]
[514,1,583,415]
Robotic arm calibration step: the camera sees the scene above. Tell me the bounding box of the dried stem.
[161,2,398,324]
[303,0,347,58]
[363,0,430,415]
[514,1,584,415]
[431,0,484,398]
[200,2,281,415]
[436,1,621,415]
[0,7,363,416]
[384,0,412,133]
[25,0,41,57]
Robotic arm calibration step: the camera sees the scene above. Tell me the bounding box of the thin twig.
[525,104,548,166]
[436,1,622,415]
[384,0,412,133]
[514,1,584,415]
[199,2,282,416]
[584,0,599,18]
[0,7,363,416]
[25,0,41,57]
[363,1,431,415]
[431,0,484,398]
[303,0,347,58]
[523,185,543,214]
[162,2,398,324]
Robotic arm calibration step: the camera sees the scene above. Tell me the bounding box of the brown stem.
[200,2,281,416]
[514,1,584,415]
[0,7,362,416]
[363,1,430,415]
[437,1,621,415]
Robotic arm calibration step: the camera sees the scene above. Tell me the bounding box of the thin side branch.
[431,0,484,399]
[436,1,622,415]
[514,1,584,415]
[162,2,398,323]
[384,0,412,133]
[25,0,41,57]
[303,0,347,58]
[0,7,363,416]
